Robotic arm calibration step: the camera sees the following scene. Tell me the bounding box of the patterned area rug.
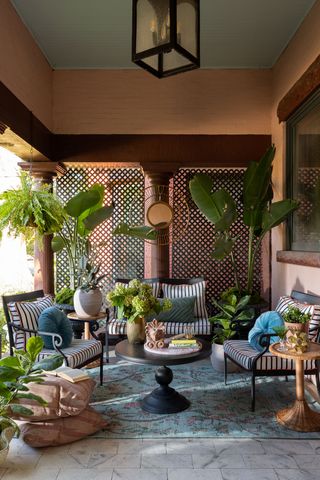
[89,359,320,439]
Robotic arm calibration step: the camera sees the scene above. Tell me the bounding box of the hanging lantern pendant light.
[132,0,200,78]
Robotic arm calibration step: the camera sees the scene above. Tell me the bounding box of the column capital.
[144,170,173,186]
[18,161,67,182]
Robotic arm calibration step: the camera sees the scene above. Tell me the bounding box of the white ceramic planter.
[73,288,103,318]
[0,427,14,466]
[210,342,242,373]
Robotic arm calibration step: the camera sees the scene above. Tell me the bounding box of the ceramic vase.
[73,288,103,318]
[285,321,309,342]
[127,317,146,344]
[0,427,14,466]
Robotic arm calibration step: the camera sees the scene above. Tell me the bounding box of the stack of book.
[168,338,198,349]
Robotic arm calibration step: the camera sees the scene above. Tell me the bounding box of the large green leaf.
[243,145,275,228]
[65,190,100,218]
[31,354,63,373]
[0,356,20,368]
[9,404,34,417]
[51,235,65,252]
[77,184,105,236]
[113,223,157,240]
[189,175,237,228]
[15,393,47,406]
[26,337,44,362]
[262,199,299,233]
[82,205,113,231]
[211,235,236,260]
[0,366,23,381]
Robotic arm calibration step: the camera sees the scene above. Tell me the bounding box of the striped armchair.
[224,290,320,411]
[2,290,104,385]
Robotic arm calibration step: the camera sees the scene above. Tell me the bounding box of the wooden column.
[18,162,66,294]
[144,171,173,278]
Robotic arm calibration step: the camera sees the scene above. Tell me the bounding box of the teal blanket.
[248,311,284,351]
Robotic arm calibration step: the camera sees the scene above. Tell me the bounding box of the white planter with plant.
[107,280,171,344]
[0,337,62,464]
[74,259,106,318]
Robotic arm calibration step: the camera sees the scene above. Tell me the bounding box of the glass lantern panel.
[136,0,171,54]
[177,0,198,57]
[143,55,159,71]
[163,50,192,72]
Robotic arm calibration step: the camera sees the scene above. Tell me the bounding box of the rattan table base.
[276,399,320,432]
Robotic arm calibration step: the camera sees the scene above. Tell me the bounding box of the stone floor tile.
[193,454,245,469]
[117,439,166,455]
[57,468,113,480]
[8,438,40,456]
[37,452,91,469]
[2,467,60,480]
[141,454,193,469]
[307,440,320,454]
[275,469,320,480]
[168,468,223,480]
[213,439,265,455]
[91,454,141,469]
[294,454,320,469]
[112,468,167,480]
[260,439,315,456]
[2,453,40,470]
[243,454,298,469]
[0,469,6,480]
[221,468,277,480]
[68,438,119,455]
[166,439,216,455]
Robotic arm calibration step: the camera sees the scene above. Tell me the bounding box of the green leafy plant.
[51,184,113,290]
[107,279,172,323]
[54,287,75,306]
[189,146,299,296]
[0,172,65,242]
[0,337,63,435]
[78,257,107,292]
[282,306,311,324]
[0,307,8,354]
[210,294,254,344]
[272,325,288,340]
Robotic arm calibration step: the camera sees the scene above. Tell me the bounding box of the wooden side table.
[270,342,320,432]
[67,311,107,340]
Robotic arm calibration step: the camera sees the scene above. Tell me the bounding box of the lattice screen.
[55,168,145,294]
[172,168,262,305]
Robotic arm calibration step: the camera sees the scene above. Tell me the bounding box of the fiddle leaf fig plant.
[189,145,299,295]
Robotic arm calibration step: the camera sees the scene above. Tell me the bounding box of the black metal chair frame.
[2,290,104,385]
[224,290,320,411]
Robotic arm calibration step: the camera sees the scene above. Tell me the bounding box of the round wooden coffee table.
[269,342,320,432]
[115,338,211,414]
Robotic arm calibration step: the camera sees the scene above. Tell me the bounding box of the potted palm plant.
[0,337,62,464]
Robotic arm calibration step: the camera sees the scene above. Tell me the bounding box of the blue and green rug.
[89,359,320,439]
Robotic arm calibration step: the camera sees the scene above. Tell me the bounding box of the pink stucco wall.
[271,0,320,304]
[0,0,52,129]
[52,68,272,134]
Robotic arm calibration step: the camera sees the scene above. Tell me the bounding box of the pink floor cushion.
[17,406,107,447]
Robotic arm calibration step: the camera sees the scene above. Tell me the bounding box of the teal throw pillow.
[38,307,73,349]
[147,297,196,323]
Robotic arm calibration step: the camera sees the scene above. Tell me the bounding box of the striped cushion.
[276,295,320,340]
[38,338,102,368]
[162,281,208,319]
[224,340,316,371]
[7,295,53,349]
[108,318,211,336]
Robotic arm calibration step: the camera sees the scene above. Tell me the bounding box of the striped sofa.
[107,277,212,337]
[224,290,320,411]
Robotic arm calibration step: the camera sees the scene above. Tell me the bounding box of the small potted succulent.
[282,306,311,339]
[107,279,172,344]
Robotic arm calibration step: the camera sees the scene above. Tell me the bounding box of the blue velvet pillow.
[248,311,284,352]
[38,307,73,349]
[146,297,196,323]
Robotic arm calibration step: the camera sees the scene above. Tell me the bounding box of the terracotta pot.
[73,288,102,318]
[210,342,242,373]
[127,317,146,344]
[0,427,15,466]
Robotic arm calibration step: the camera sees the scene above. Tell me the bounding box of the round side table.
[67,312,107,340]
[269,342,320,432]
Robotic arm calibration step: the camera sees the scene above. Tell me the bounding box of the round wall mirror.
[146,201,173,229]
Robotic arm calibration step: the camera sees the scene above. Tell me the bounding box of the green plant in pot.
[0,172,65,243]
[0,337,63,463]
[209,294,254,372]
[107,279,172,344]
[189,145,299,304]
[73,256,107,318]
[282,306,311,341]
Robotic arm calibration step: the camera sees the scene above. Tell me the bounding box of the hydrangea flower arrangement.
[107,279,171,323]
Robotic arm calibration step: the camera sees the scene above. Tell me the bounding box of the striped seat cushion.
[162,281,208,319]
[38,338,102,368]
[7,295,53,349]
[224,340,316,371]
[108,318,211,336]
[276,295,320,340]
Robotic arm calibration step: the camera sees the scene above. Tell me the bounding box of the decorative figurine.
[145,319,166,349]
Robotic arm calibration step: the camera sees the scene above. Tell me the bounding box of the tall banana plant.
[189,145,299,295]
[51,184,113,290]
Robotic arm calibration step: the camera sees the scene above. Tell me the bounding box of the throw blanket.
[248,311,284,352]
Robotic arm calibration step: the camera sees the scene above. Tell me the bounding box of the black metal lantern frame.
[132,0,200,78]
